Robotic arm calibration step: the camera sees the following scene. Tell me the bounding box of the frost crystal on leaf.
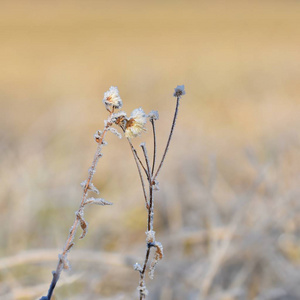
[109,127,122,139]
[80,181,99,194]
[173,84,186,98]
[103,86,123,111]
[85,197,113,206]
[125,108,147,139]
[133,262,143,272]
[148,110,159,121]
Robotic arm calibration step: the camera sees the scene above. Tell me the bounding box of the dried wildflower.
[111,111,127,127]
[125,108,147,139]
[148,110,159,121]
[173,84,186,98]
[103,86,123,111]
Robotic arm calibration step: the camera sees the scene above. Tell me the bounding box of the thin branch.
[127,139,149,209]
[40,118,111,300]
[128,139,148,176]
[151,120,157,176]
[140,143,151,181]
[154,97,180,180]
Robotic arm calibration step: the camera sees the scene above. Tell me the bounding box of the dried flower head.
[148,110,159,121]
[125,108,147,139]
[111,111,127,129]
[103,86,123,111]
[173,84,186,98]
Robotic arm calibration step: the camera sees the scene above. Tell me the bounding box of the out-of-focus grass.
[1,1,300,299]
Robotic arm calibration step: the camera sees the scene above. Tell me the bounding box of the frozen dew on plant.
[148,110,159,121]
[103,86,123,111]
[173,84,186,98]
[125,107,147,139]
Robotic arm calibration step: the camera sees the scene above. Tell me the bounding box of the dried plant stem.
[154,96,180,180]
[151,120,157,176]
[128,139,149,209]
[40,118,112,300]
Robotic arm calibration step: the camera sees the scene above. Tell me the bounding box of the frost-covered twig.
[40,86,123,300]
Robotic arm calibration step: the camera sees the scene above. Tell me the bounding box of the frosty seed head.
[173,84,186,98]
[103,86,123,111]
[148,110,159,121]
[111,111,127,129]
[125,107,147,139]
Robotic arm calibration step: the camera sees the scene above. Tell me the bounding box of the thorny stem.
[40,116,112,300]
[154,96,180,180]
[151,120,157,176]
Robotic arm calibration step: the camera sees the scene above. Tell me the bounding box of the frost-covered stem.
[140,144,154,232]
[140,143,151,181]
[40,117,112,300]
[139,245,151,300]
[138,143,155,299]
[128,140,148,176]
[127,139,149,209]
[154,96,180,180]
[150,120,157,176]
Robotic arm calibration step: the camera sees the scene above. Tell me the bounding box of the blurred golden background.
[1,1,300,299]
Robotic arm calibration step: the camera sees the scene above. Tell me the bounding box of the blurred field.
[1,1,300,299]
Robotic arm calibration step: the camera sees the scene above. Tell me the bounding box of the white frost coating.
[80,181,99,194]
[111,111,127,122]
[85,197,113,206]
[137,284,148,297]
[153,179,159,191]
[149,241,164,279]
[148,110,159,121]
[125,108,147,139]
[103,86,123,110]
[133,262,143,272]
[109,127,122,139]
[173,84,186,98]
[146,230,156,243]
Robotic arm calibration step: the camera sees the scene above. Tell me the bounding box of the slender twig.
[154,96,180,180]
[151,120,157,176]
[128,139,148,176]
[140,143,151,180]
[127,139,149,209]
[40,117,112,300]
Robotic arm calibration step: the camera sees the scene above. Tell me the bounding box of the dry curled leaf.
[76,211,88,239]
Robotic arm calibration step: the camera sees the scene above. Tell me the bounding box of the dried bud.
[148,110,159,121]
[173,84,186,98]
